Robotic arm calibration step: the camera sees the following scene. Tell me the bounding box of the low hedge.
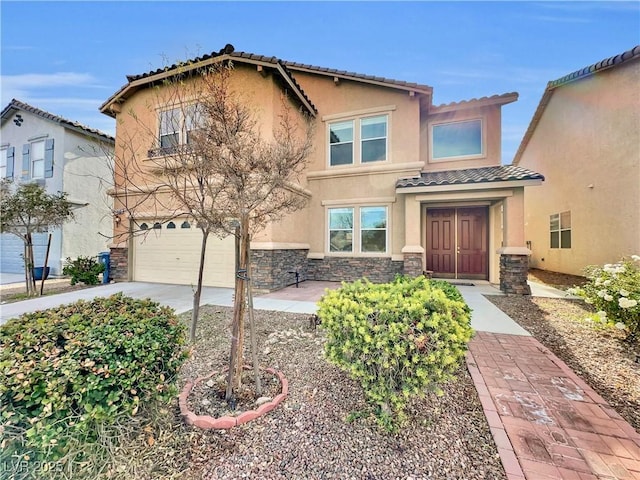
[318,276,473,430]
[0,293,187,466]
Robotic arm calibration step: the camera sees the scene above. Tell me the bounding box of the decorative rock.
[263,347,271,355]
[201,398,211,406]
[205,379,215,388]
[256,396,273,406]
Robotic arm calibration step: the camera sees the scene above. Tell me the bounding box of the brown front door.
[426,207,488,280]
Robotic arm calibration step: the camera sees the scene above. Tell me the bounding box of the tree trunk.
[246,233,262,395]
[233,214,249,390]
[226,224,245,401]
[190,229,209,343]
[39,233,52,296]
[23,234,35,297]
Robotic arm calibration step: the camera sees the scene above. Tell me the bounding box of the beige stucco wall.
[518,60,640,275]
[421,105,503,171]
[269,72,424,254]
[111,64,304,243]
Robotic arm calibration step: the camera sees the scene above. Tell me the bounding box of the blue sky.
[1,1,638,163]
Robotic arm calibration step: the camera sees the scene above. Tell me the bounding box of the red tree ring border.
[179,366,289,429]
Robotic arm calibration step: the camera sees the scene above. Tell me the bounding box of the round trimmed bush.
[0,293,187,464]
[318,276,473,430]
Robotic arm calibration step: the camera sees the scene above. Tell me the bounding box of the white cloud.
[2,72,96,89]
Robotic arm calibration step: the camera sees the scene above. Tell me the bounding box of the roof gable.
[100,44,434,117]
[1,99,114,143]
[513,45,640,165]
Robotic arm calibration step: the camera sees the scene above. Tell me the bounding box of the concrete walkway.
[1,279,638,479]
[0,281,319,325]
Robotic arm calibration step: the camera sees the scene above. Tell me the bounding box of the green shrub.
[62,255,105,285]
[568,255,640,342]
[318,276,473,431]
[0,293,187,467]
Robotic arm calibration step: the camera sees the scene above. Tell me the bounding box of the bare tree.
[112,62,314,400]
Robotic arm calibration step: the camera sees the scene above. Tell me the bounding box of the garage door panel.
[133,223,235,287]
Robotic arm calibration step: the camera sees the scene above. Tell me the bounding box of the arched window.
[167,222,176,229]
[139,223,149,230]
[153,222,161,229]
[181,221,190,229]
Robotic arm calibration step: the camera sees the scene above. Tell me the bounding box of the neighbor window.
[550,211,571,248]
[30,140,45,179]
[328,206,388,254]
[432,119,483,160]
[0,148,7,178]
[328,115,388,166]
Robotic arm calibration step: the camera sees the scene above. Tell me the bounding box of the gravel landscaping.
[169,306,506,480]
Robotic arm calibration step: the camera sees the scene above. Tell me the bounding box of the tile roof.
[123,44,433,94]
[431,93,518,113]
[1,99,114,143]
[101,44,433,116]
[396,165,544,189]
[513,45,639,165]
[548,44,640,90]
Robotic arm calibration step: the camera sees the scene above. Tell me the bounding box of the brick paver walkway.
[467,331,640,480]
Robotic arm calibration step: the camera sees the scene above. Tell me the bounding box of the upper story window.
[30,140,45,179]
[328,114,388,167]
[157,104,204,151]
[361,116,387,163]
[20,138,53,180]
[550,211,571,249]
[0,148,7,178]
[431,119,483,161]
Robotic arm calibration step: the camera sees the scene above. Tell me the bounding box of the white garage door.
[133,219,235,288]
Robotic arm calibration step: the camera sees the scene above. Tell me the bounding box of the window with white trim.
[329,207,353,252]
[328,114,388,166]
[30,140,45,179]
[159,104,204,149]
[431,119,483,160]
[328,206,388,254]
[0,148,7,178]
[550,211,571,249]
[360,206,387,252]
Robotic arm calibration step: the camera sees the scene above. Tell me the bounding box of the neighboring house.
[514,46,640,276]
[100,45,543,294]
[0,99,115,276]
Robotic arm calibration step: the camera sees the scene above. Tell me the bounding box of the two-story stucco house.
[0,100,115,276]
[100,45,543,294]
[514,46,640,276]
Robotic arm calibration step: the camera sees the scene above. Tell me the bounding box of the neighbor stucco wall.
[518,59,640,275]
[61,129,113,267]
[0,111,66,273]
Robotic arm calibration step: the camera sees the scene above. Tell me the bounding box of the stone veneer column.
[108,245,129,282]
[403,252,423,277]
[498,247,531,295]
[401,245,425,278]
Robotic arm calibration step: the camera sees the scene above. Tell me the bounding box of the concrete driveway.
[0,281,319,325]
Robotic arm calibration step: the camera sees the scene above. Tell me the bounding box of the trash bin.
[33,267,50,281]
[98,251,110,284]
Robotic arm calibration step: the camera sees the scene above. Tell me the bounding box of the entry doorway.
[426,207,488,280]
